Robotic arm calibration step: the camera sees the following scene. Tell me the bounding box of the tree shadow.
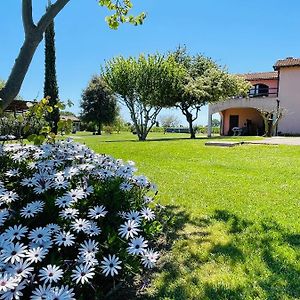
[136,208,300,300]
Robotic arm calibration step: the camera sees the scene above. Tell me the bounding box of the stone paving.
[247,137,300,146]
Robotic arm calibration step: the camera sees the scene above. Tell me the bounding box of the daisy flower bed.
[0,140,163,299]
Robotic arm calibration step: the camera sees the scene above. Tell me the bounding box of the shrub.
[0,140,163,299]
[0,113,47,139]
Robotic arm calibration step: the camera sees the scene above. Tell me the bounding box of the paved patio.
[247,137,300,146]
[206,137,300,147]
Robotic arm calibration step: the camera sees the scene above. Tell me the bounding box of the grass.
[70,131,300,300]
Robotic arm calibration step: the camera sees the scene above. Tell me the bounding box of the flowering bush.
[0,140,163,299]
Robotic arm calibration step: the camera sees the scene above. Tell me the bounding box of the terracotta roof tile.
[238,71,278,80]
[274,57,300,70]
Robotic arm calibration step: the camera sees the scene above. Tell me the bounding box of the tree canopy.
[81,76,118,135]
[169,47,251,138]
[0,0,144,109]
[103,54,185,140]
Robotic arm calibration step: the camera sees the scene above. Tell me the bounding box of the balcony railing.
[248,87,278,98]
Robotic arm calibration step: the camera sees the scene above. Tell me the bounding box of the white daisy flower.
[118,220,140,240]
[88,205,107,219]
[71,264,95,284]
[82,185,94,196]
[134,175,149,187]
[71,219,90,233]
[0,209,9,226]
[59,208,79,220]
[5,168,20,177]
[47,285,75,300]
[28,227,51,244]
[141,249,159,269]
[100,254,122,277]
[78,240,99,258]
[1,242,27,263]
[125,210,142,223]
[118,211,127,219]
[33,180,53,194]
[20,177,36,187]
[77,255,99,267]
[8,259,34,279]
[39,265,63,284]
[143,196,154,204]
[30,284,52,300]
[4,225,28,241]
[55,196,72,208]
[30,239,53,251]
[86,222,101,237]
[0,191,19,204]
[53,175,69,190]
[65,188,85,201]
[46,223,61,233]
[0,273,18,293]
[140,207,155,221]
[20,201,44,218]
[127,236,148,255]
[64,167,79,179]
[119,182,133,192]
[26,247,48,263]
[0,279,27,300]
[54,231,75,247]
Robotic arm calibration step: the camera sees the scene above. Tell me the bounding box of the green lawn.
[71,131,300,300]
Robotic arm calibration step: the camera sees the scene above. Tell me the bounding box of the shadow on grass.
[136,208,300,300]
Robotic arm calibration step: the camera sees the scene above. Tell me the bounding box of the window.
[250,84,269,97]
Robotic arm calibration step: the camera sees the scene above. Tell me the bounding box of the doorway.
[229,115,239,135]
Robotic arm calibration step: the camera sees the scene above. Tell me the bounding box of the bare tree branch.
[22,0,35,36]
[37,0,71,33]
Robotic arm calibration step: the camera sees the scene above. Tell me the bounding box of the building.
[60,115,81,132]
[207,57,300,136]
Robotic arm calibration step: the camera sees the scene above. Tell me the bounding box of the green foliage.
[103,54,186,140]
[169,47,251,138]
[99,0,146,29]
[160,114,180,128]
[23,98,72,145]
[81,76,118,135]
[0,79,5,91]
[212,118,220,127]
[44,14,60,134]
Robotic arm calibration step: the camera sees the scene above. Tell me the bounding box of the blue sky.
[1,0,300,125]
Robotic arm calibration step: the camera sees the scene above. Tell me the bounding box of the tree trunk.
[97,122,102,135]
[185,114,195,139]
[0,33,43,109]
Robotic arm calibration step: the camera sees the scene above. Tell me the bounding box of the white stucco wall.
[278,67,300,134]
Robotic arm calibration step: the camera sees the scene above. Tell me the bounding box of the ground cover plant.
[70,131,300,300]
[0,139,164,299]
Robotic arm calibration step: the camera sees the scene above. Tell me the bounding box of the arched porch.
[207,97,278,137]
[220,107,265,136]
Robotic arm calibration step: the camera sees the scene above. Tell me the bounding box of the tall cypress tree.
[44,0,59,134]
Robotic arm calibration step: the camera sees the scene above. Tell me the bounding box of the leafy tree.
[256,108,284,137]
[60,110,75,116]
[0,0,145,110]
[212,118,220,127]
[44,2,60,134]
[170,47,251,138]
[160,114,180,128]
[103,54,185,141]
[81,76,118,135]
